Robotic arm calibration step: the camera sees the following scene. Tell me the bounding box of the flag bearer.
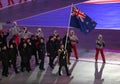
[58,44,71,76]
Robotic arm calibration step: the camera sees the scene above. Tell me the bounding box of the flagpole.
[64,4,73,51]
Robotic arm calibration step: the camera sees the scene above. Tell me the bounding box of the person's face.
[40,39,44,43]
[99,37,102,40]
[51,37,54,41]
[31,36,35,40]
[12,40,15,43]
[53,36,56,40]
[98,35,102,40]
[61,45,64,49]
[55,32,58,35]
[38,30,41,32]
[27,39,30,42]
[3,46,7,50]
[71,31,74,35]
[14,23,17,27]
[23,43,27,48]
[22,28,25,32]
[57,37,60,40]
[10,45,13,48]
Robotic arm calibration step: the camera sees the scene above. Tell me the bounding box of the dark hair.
[49,36,53,41]
[31,35,35,38]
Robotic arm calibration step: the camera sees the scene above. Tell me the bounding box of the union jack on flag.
[70,4,97,34]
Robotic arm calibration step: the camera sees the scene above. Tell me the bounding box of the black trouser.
[39,54,45,69]
[21,58,30,72]
[32,52,38,65]
[68,52,71,63]
[59,64,69,75]
[2,61,9,75]
[49,55,53,66]
[11,58,18,73]
[49,53,55,66]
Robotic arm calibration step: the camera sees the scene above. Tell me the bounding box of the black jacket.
[46,40,55,54]
[30,38,37,54]
[62,35,72,52]
[0,32,9,46]
[37,43,45,57]
[1,49,9,63]
[9,47,18,60]
[19,47,29,62]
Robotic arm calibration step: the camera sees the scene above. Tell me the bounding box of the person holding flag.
[65,4,97,60]
[58,44,71,76]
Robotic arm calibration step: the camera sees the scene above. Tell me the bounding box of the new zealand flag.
[70,5,97,34]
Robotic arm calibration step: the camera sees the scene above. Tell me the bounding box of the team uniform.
[58,47,71,76]
[0,31,9,46]
[70,34,79,59]
[95,37,105,63]
[46,36,55,69]
[1,46,9,77]
[62,35,72,64]
[54,36,61,58]
[19,27,33,39]
[37,39,45,70]
[9,44,19,73]
[30,35,39,65]
[10,24,20,46]
[19,43,30,72]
